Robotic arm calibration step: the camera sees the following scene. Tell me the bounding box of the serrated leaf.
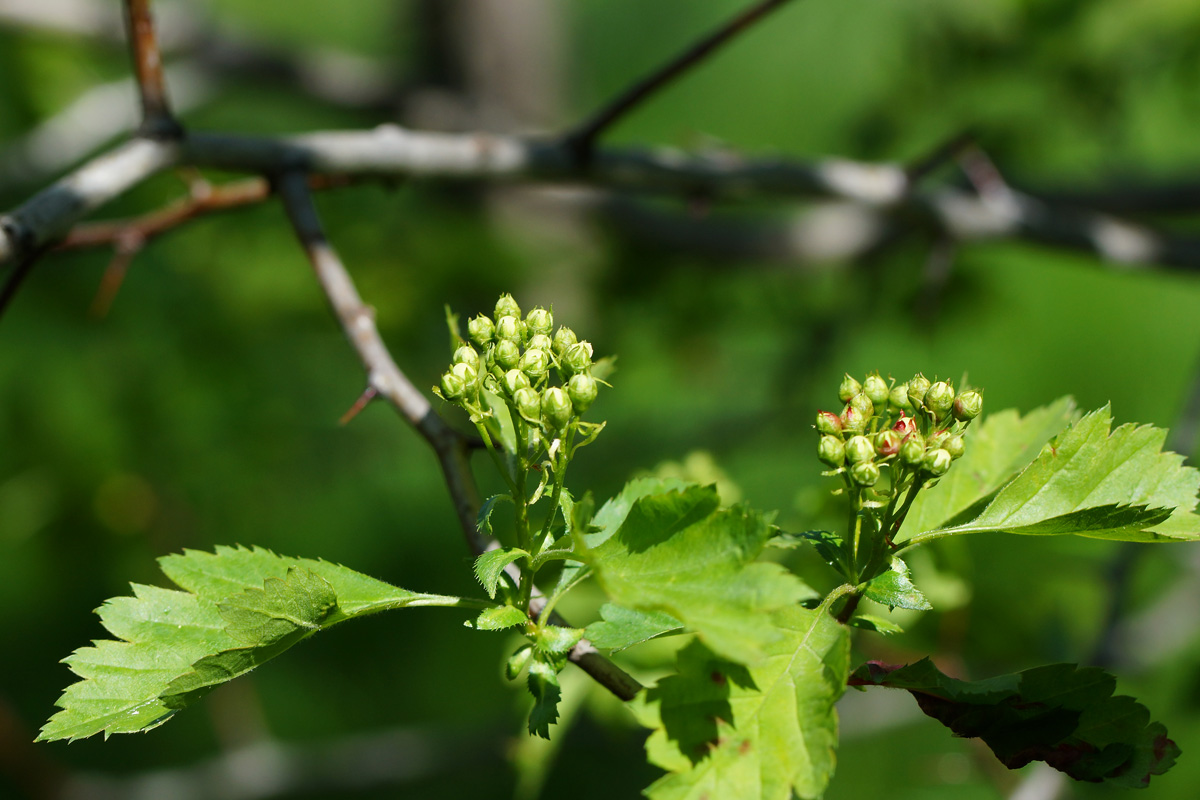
[849,659,1179,787]
[477,493,512,538]
[471,605,529,631]
[527,658,563,739]
[848,614,903,635]
[473,547,529,599]
[536,625,584,654]
[580,484,816,664]
[639,605,851,800]
[863,557,931,611]
[770,530,849,576]
[584,476,696,549]
[40,547,466,742]
[584,603,684,652]
[899,397,1077,542]
[904,406,1200,545]
[506,644,533,680]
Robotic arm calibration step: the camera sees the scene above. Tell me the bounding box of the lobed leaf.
[850,659,1179,787]
[585,603,685,652]
[40,546,467,741]
[637,605,851,800]
[527,658,563,739]
[579,483,816,664]
[903,405,1200,545]
[863,557,931,611]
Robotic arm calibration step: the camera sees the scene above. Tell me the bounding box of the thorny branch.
[122,0,181,138]
[276,172,641,702]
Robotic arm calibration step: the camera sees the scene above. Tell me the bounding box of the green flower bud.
[526,307,553,337]
[845,435,875,464]
[563,341,594,374]
[467,314,495,346]
[953,390,983,421]
[926,381,955,417]
[450,361,478,392]
[815,411,842,436]
[863,374,889,405]
[567,373,599,414]
[528,333,553,354]
[900,434,925,466]
[519,347,550,380]
[924,448,952,476]
[502,368,530,396]
[875,430,902,458]
[841,406,866,434]
[850,461,880,487]
[888,383,912,411]
[453,344,480,371]
[838,374,862,403]
[927,429,949,450]
[908,374,931,407]
[849,392,874,419]
[818,435,845,466]
[439,371,465,400]
[943,434,965,459]
[552,326,578,355]
[496,314,522,343]
[494,339,521,370]
[542,386,573,432]
[513,386,541,422]
[495,293,521,321]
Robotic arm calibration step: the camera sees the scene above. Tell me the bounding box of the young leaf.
[584,476,696,548]
[863,557,931,611]
[584,603,685,652]
[476,493,513,538]
[473,547,530,599]
[39,547,469,742]
[899,396,1077,542]
[527,657,563,739]
[637,604,851,800]
[579,484,816,664]
[903,406,1200,546]
[535,625,584,654]
[470,605,529,631]
[849,659,1179,787]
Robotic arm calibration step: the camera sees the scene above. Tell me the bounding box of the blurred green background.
[4,1,1200,798]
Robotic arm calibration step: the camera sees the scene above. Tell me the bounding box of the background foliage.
[4,1,1200,798]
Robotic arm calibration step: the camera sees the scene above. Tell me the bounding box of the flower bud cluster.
[437,294,603,457]
[816,371,982,490]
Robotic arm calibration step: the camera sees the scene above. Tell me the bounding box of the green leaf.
[477,493,512,538]
[904,405,1200,545]
[585,603,685,652]
[527,657,563,739]
[473,547,529,599]
[638,605,851,800]
[863,557,931,611]
[536,625,584,654]
[850,659,1179,787]
[480,387,518,455]
[848,614,903,635]
[899,397,1077,542]
[770,530,850,577]
[584,476,696,548]
[39,546,467,742]
[470,605,529,631]
[580,484,816,664]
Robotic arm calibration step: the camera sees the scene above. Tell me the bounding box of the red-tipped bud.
[816,411,843,436]
[892,415,916,439]
[875,430,902,458]
[838,374,862,403]
[953,390,983,421]
[841,406,866,434]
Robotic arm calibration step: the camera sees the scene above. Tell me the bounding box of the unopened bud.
[563,341,594,374]
[875,430,902,458]
[900,435,925,466]
[542,387,573,432]
[925,381,955,416]
[943,434,965,459]
[841,406,866,434]
[453,344,480,370]
[846,435,875,463]
[495,293,521,321]
[450,361,478,391]
[849,392,874,419]
[440,371,465,400]
[552,326,578,355]
[850,461,881,487]
[818,435,846,466]
[816,411,843,436]
[908,374,931,407]
[838,374,862,403]
[924,448,952,476]
[526,307,553,337]
[519,348,550,380]
[953,390,983,421]
[494,339,521,370]
[889,383,912,411]
[513,387,541,422]
[503,368,530,396]
[468,315,495,346]
[567,373,599,414]
[892,415,916,439]
[863,374,889,405]
[496,314,522,343]
[528,333,553,354]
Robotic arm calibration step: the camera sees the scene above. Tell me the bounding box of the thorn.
[89,231,144,319]
[339,386,378,426]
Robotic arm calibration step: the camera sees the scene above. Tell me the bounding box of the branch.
[123,0,182,137]
[564,0,795,163]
